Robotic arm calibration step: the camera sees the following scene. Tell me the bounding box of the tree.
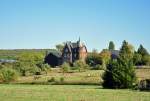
[137,45,149,56]
[92,49,98,54]
[142,55,150,66]
[86,53,102,67]
[102,59,120,88]
[108,41,115,50]
[119,40,134,60]
[56,44,64,52]
[0,67,19,82]
[133,52,142,65]
[15,52,44,76]
[73,60,88,72]
[137,45,150,65]
[61,62,70,73]
[99,49,111,69]
[103,40,136,89]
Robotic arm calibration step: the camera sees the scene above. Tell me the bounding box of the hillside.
[0,49,55,59]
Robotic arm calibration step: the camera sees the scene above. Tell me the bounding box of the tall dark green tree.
[108,41,115,50]
[103,40,136,88]
[133,52,142,65]
[137,45,149,56]
[119,40,134,60]
[137,45,150,65]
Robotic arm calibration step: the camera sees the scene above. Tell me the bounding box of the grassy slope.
[0,84,150,101]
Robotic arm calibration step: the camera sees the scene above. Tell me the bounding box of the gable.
[63,44,71,53]
[82,46,87,52]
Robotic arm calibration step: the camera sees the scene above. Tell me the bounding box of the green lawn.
[0,84,150,101]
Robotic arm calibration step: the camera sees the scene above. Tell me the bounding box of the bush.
[61,62,70,73]
[13,62,41,76]
[73,60,89,72]
[48,77,55,82]
[86,53,102,67]
[92,65,103,70]
[0,68,19,82]
[60,77,64,83]
[138,79,150,91]
[40,63,51,74]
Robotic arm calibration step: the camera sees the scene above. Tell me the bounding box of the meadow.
[0,55,150,101]
[0,68,150,101]
[0,84,150,101]
[16,68,150,85]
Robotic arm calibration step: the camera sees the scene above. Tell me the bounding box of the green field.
[16,68,150,85]
[0,84,150,101]
[17,69,103,85]
[0,66,150,101]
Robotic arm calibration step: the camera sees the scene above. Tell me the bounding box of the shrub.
[60,77,64,83]
[92,65,103,70]
[13,61,41,76]
[0,68,19,82]
[48,77,55,82]
[40,63,51,74]
[86,53,102,67]
[34,75,41,80]
[73,60,88,72]
[61,62,70,73]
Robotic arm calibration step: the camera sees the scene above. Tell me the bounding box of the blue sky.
[0,0,150,52]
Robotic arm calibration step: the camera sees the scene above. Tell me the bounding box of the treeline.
[0,51,51,83]
[86,41,150,69]
[85,40,150,90]
[0,49,52,59]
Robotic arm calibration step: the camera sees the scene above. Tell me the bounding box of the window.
[65,49,68,52]
[74,54,76,57]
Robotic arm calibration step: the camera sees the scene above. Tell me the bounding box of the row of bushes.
[60,60,91,73]
[0,62,51,83]
[0,67,18,83]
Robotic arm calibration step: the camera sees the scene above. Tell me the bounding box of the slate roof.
[46,50,62,58]
[71,42,78,48]
[65,41,79,53]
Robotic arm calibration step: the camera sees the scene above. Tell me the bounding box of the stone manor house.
[44,38,88,67]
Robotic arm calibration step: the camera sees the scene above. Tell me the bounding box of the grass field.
[17,69,103,85]
[0,84,150,101]
[16,68,150,85]
[1,68,150,101]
